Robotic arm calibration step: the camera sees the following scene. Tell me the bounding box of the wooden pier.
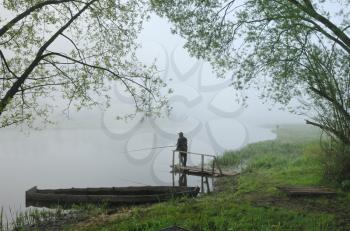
[171,150,239,192]
[171,164,238,177]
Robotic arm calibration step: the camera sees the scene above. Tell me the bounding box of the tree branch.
[288,0,350,53]
[309,86,350,121]
[0,0,75,37]
[0,49,18,78]
[306,119,350,144]
[0,0,97,115]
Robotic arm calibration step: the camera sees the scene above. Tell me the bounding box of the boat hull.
[26,186,200,208]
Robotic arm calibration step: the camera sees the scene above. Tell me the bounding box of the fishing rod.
[116,177,150,186]
[123,145,176,153]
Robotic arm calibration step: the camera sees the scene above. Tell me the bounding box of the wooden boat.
[26,186,200,207]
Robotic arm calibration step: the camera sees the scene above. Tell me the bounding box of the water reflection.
[178,173,187,187]
[177,173,213,194]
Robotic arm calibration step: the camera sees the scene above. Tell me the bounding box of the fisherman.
[176,132,188,167]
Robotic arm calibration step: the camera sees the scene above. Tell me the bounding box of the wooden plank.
[160,226,191,231]
[277,186,336,196]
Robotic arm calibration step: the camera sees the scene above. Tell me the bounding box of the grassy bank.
[66,124,350,231]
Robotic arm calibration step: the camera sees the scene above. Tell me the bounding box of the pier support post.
[201,155,204,193]
[205,176,210,193]
[172,150,175,187]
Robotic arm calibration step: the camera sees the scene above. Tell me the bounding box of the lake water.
[0,118,276,218]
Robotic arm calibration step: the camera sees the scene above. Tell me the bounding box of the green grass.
[68,196,336,231]
[67,124,350,231]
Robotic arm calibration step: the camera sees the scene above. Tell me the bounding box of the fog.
[0,13,304,216]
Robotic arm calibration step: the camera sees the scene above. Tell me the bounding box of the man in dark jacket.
[176,132,188,167]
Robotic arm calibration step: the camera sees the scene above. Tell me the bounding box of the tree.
[151,0,350,145]
[0,0,167,128]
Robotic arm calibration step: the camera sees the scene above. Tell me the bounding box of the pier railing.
[172,150,223,175]
[171,150,223,191]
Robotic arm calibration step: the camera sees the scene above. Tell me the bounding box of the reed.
[0,207,9,231]
[0,204,106,231]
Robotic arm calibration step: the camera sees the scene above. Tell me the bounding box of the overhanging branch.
[0,0,97,115]
[306,119,350,144]
[0,0,75,37]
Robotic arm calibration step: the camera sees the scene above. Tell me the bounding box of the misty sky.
[55,12,304,129]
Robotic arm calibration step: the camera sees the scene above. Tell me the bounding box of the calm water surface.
[0,124,275,217]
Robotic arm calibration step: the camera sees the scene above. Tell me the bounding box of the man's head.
[178,132,183,137]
